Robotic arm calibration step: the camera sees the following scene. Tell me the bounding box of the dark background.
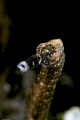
[1,0,80,118]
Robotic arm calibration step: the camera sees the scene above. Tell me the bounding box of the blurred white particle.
[62,106,80,120]
[3,83,11,92]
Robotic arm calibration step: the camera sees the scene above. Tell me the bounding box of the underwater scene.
[0,1,80,120]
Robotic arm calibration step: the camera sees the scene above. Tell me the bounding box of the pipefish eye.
[36,43,46,54]
[37,46,41,53]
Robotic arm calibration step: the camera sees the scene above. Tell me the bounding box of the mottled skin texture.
[25,39,65,120]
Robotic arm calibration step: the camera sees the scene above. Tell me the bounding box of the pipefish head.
[17,39,64,72]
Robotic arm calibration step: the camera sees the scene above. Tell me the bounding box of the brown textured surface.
[25,39,65,120]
